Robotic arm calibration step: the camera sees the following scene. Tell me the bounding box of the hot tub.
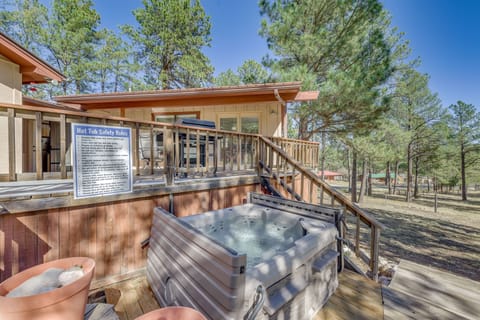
[147,193,342,320]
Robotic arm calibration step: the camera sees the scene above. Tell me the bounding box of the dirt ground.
[354,186,480,282]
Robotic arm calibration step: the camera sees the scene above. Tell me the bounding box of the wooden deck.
[93,269,383,320]
[383,259,480,320]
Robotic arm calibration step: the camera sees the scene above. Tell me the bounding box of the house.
[54,82,318,138]
[318,170,345,181]
[0,32,65,176]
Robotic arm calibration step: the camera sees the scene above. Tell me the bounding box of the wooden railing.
[0,103,318,184]
[258,136,384,280]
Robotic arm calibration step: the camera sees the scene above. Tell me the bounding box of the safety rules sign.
[72,123,132,199]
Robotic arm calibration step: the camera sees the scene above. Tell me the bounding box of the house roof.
[23,96,82,112]
[371,173,396,179]
[54,82,319,110]
[318,170,344,177]
[0,32,65,84]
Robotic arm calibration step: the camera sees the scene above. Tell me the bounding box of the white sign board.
[72,123,132,199]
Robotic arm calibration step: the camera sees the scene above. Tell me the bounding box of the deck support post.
[164,128,174,185]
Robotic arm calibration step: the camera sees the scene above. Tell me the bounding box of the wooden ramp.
[383,259,480,320]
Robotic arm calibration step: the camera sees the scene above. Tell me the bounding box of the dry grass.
[354,186,480,281]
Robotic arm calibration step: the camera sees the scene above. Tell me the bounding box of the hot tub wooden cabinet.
[147,193,342,320]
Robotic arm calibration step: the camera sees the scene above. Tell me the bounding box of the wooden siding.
[99,102,282,137]
[0,184,259,283]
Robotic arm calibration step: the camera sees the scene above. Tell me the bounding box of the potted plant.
[0,257,95,320]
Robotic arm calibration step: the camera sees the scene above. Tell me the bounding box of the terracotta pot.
[0,257,95,320]
[135,306,207,320]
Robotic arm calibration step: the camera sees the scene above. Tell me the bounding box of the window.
[241,116,259,134]
[153,112,199,124]
[219,114,259,134]
[220,117,237,131]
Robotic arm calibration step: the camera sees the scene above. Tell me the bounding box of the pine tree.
[259,0,396,139]
[41,0,100,94]
[214,60,269,86]
[448,101,480,200]
[122,0,213,89]
[93,29,139,93]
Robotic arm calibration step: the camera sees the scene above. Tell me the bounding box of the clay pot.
[0,257,95,320]
[135,306,207,320]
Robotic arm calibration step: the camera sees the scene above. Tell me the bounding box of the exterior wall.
[0,56,22,104]
[0,56,23,174]
[93,101,283,137]
[0,183,260,284]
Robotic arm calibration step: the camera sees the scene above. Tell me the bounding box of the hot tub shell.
[147,193,343,319]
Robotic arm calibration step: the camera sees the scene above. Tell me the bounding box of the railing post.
[8,108,16,181]
[370,226,380,281]
[196,129,200,175]
[214,131,218,176]
[149,125,155,175]
[164,127,174,185]
[35,112,43,180]
[256,137,262,176]
[135,123,140,176]
[355,214,361,255]
[60,114,67,179]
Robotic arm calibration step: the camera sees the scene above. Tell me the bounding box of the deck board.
[383,259,480,320]
[315,270,383,320]
[96,269,383,320]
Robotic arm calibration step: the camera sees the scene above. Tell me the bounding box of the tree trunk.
[461,144,467,201]
[393,160,399,195]
[351,151,357,203]
[358,160,367,203]
[367,166,372,196]
[406,143,413,202]
[386,161,391,194]
[346,149,351,192]
[414,158,419,198]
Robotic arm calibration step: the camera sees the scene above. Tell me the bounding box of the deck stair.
[383,259,480,319]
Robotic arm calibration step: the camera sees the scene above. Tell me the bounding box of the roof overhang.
[23,96,83,112]
[54,82,319,110]
[0,32,65,84]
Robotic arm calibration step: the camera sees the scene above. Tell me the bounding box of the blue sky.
[93,0,479,109]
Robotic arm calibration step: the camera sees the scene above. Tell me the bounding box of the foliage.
[259,0,395,139]
[1,0,101,95]
[214,69,241,86]
[447,101,480,199]
[214,59,270,86]
[43,0,100,94]
[0,0,47,53]
[122,0,213,89]
[93,29,139,93]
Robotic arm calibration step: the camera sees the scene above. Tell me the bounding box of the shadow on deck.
[91,269,383,320]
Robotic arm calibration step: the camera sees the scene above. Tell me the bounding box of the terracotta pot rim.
[0,257,95,312]
[136,306,207,320]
